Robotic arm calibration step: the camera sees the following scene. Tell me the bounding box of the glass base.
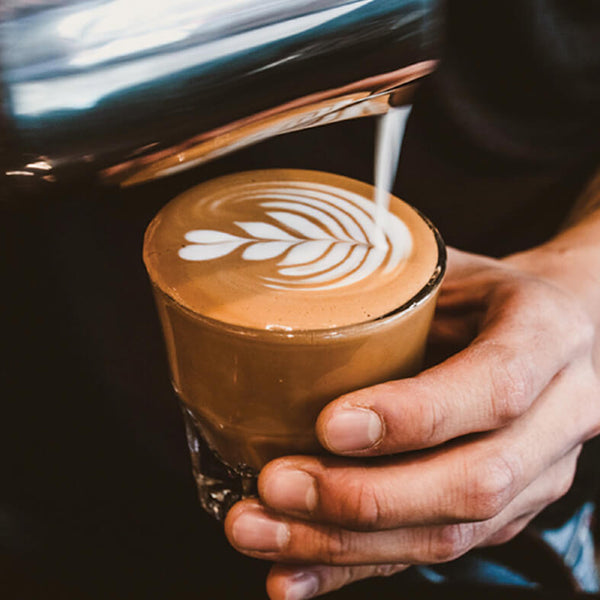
[180,404,258,520]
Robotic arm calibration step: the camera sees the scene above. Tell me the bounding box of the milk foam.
[178,181,412,291]
[143,169,439,329]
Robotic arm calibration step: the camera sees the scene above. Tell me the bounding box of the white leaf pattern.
[179,240,246,261]
[282,245,367,284]
[261,201,351,241]
[235,221,298,241]
[266,211,331,240]
[184,230,244,243]
[279,243,352,277]
[178,181,413,291]
[242,241,293,261]
[278,240,333,266]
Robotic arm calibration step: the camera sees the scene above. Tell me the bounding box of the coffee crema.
[144,169,439,330]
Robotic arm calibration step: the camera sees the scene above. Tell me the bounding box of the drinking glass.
[144,177,446,520]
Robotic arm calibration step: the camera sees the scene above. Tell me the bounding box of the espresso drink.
[143,169,444,517]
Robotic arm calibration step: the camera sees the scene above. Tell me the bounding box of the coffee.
[143,169,444,516]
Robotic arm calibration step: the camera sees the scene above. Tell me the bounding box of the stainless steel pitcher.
[0,0,441,191]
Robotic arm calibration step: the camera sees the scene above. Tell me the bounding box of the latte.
[143,169,444,517]
[143,169,439,330]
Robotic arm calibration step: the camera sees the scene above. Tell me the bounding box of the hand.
[225,246,600,600]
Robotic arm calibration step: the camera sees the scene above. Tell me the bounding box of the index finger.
[316,275,591,456]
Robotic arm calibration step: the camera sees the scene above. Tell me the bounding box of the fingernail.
[231,509,289,552]
[285,571,320,600]
[324,409,383,452]
[266,469,318,516]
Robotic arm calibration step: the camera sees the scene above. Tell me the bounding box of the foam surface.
[144,169,439,329]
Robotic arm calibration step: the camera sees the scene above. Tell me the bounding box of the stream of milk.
[373,105,412,247]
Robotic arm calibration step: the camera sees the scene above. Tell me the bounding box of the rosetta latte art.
[178,181,412,291]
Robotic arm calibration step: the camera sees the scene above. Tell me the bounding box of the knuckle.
[317,528,352,565]
[563,303,595,353]
[510,278,594,352]
[553,455,579,502]
[416,395,445,447]
[484,521,527,547]
[529,280,594,354]
[580,317,596,350]
[585,384,600,439]
[554,472,575,502]
[463,452,519,521]
[345,565,367,583]
[487,344,533,423]
[590,387,600,427]
[334,479,386,530]
[353,483,385,530]
[427,524,474,563]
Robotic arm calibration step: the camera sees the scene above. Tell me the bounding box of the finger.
[317,275,594,456]
[225,497,481,566]
[479,513,538,547]
[226,448,580,566]
[260,364,591,529]
[477,446,581,548]
[265,562,408,600]
[263,515,539,600]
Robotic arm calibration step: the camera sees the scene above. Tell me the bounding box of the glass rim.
[151,211,446,341]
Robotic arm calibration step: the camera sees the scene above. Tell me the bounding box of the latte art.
[178,182,412,291]
[143,169,439,329]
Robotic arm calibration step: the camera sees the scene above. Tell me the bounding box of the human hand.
[225,246,600,600]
